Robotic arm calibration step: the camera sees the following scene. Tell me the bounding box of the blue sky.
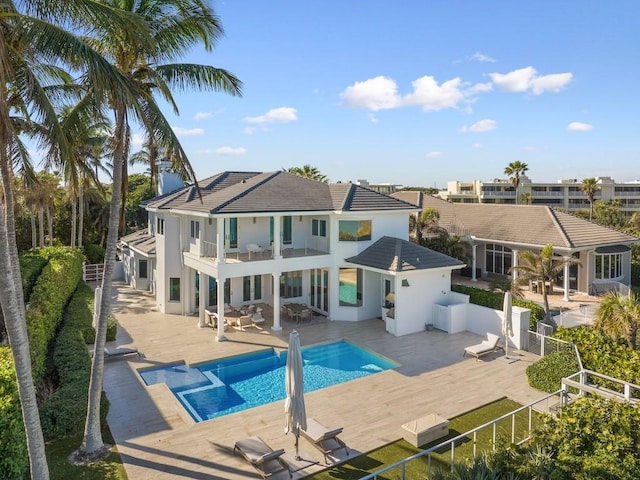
[146,0,639,188]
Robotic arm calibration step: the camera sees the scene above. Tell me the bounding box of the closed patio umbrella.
[502,291,514,360]
[285,330,307,460]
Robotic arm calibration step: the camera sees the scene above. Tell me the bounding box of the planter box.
[401,413,449,447]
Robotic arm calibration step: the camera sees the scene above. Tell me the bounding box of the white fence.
[83,263,104,283]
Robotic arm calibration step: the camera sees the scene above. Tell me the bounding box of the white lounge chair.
[234,436,291,479]
[300,418,349,464]
[463,333,503,360]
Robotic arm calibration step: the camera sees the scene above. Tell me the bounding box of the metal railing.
[83,263,104,283]
[359,391,563,480]
[525,330,583,370]
[562,369,640,403]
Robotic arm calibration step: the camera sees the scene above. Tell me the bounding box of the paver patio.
[103,283,557,480]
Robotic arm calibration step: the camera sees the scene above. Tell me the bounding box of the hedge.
[0,347,28,479]
[19,251,48,301]
[526,349,580,393]
[26,247,84,379]
[451,284,545,330]
[40,281,111,439]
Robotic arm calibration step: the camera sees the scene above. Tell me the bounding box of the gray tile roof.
[147,171,418,214]
[119,229,156,255]
[345,236,464,272]
[397,193,639,250]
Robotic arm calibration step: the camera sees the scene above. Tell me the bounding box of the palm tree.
[594,291,640,350]
[581,177,599,221]
[511,244,580,323]
[489,278,524,299]
[0,3,153,477]
[504,161,529,204]
[519,192,532,205]
[285,164,328,182]
[75,0,242,462]
[409,207,442,242]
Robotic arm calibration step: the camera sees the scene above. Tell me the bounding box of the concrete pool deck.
[104,283,547,480]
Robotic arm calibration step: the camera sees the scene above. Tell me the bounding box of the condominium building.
[439,176,640,215]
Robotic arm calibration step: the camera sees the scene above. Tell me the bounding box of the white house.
[119,169,465,340]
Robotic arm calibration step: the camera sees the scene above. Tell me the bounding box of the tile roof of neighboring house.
[345,236,464,272]
[119,229,156,255]
[392,193,639,250]
[147,171,418,214]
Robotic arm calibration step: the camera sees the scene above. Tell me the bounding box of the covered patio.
[104,283,547,480]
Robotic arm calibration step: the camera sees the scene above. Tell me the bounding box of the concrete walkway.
[103,283,552,480]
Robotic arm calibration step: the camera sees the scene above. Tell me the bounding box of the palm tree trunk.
[30,209,37,249]
[541,284,551,323]
[78,184,84,248]
[79,108,126,459]
[0,152,50,479]
[46,205,53,246]
[71,194,77,247]
[38,207,44,247]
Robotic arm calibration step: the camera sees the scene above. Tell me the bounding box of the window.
[595,253,623,280]
[254,275,262,300]
[190,220,200,239]
[339,267,363,306]
[280,271,302,298]
[226,218,237,248]
[338,220,371,241]
[485,243,512,275]
[169,278,180,302]
[282,216,292,245]
[243,276,251,302]
[139,259,148,279]
[312,219,327,237]
[157,218,165,235]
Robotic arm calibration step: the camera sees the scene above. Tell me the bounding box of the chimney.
[157,160,184,195]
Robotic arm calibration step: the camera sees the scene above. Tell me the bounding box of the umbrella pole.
[295,428,301,461]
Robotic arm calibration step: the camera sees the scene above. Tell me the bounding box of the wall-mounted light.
[253,217,256,224]
[402,279,410,287]
[299,216,303,222]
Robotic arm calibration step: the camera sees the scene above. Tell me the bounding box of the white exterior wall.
[392,268,457,336]
[157,214,184,314]
[464,303,529,350]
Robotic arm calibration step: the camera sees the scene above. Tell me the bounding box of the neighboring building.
[392,192,639,300]
[354,179,402,195]
[440,176,640,216]
[119,170,464,339]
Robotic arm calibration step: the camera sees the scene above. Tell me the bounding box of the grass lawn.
[46,426,127,480]
[305,397,543,480]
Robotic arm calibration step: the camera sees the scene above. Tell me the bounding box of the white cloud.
[403,76,465,112]
[341,75,490,113]
[243,107,298,124]
[460,118,497,133]
[340,76,401,111]
[193,111,213,121]
[172,126,205,136]
[368,113,379,124]
[469,52,496,63]
[130,133,145,148]
[473,143,484,149]
[567,122,593,131]
[214,146,247,156]
[489,66,573,95]
[426,151,444,158]
[522,145,536,152]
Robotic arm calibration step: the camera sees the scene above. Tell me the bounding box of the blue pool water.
[139,340,397,422]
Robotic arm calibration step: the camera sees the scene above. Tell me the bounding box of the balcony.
[199,240,330,263]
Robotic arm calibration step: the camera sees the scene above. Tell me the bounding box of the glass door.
[310,269,329,314]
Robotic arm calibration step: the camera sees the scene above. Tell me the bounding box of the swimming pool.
[139,340,398,422]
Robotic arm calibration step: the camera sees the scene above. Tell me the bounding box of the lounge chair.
[463,333,503,360]
[236,315,254,330]
[251,311,265,327]
[300,418,349,464]
[246,243,265,259]
[234,436,291,479]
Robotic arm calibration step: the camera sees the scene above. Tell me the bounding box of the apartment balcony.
[198,240,330,264]
[480,191,515,197]
[530,191,566,197]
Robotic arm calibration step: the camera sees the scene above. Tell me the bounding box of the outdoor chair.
[234,436,291,479]
[300,418,349,464]
[463,333,503,361]
[246,243,264,259]
[236,315,254,330]
[251,311,265,327]
[297,309,312,324]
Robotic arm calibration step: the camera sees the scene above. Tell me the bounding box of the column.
[216,276,227,341]
[216,217,224,263]
[273,216,282,259]
[271,272,282,331]
[471,244,477,282]
[563,259,570,302]
[198,271,207,327]
[512,249,519,283]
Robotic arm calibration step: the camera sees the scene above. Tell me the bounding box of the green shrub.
[26,247,84,378]
[0,347,28,479]
[451,284,545,329]
[526,349,580,393]
[83,244,105,264]
[19,250,48,301]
